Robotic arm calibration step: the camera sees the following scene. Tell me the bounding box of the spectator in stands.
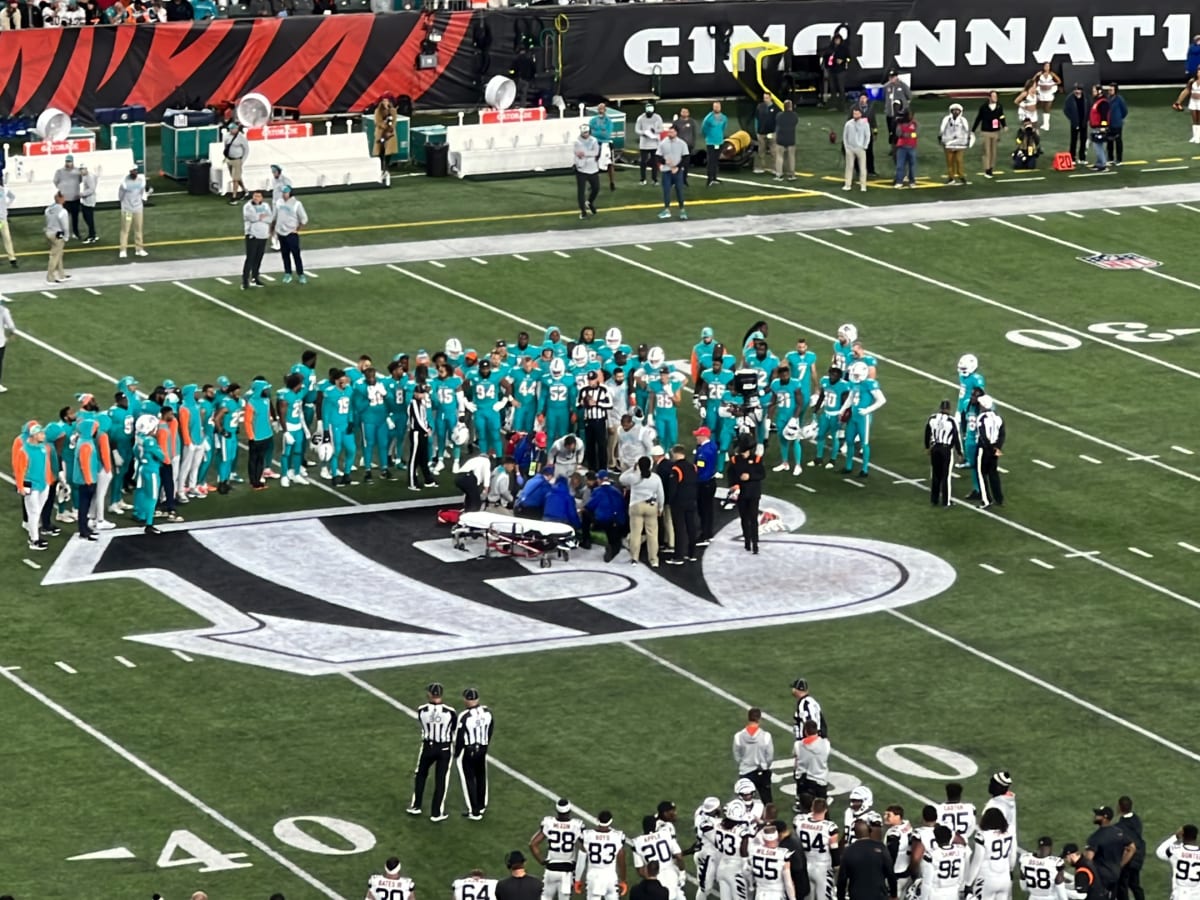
[108,1,134,23]
[52,156,82,241]
[57,0,86,25]
[81,0,98,22]
[972,91,1007,178]
[511,47,536,108]
[1064,83,1088,165]
[313,0,336,10]
[819,31,851,109]
[701,101,727,187]
[847,93,878,176]
[671,107,697,186]
[1105,84,1127,166]
[883,69,911,144]
[753,93,777,176]
[373,98,399,175]
[635,103,663,186]
[893,110,918,188]
[0,0,28,28]
[774,100,798,181]
[163,0,191,18]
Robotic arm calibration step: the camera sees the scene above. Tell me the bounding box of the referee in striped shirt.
[456,687,494,821]
[408,682,456,822]
[924,400,962,508]
[578,371,613,471]
[976,395,1005,509]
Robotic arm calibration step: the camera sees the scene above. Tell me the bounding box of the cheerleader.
[1031,62,1062,131]
[1014,80,1039,131]
[1172,69,1200,142]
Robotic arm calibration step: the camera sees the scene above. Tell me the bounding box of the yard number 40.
[153,815,376,873]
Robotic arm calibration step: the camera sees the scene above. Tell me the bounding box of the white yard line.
[114,655,137,668]
[1065,211,1085,218]
[1179,542,1200,553]
[428,260,446,268]
[889,608,1200,765]
[912,223,931,230]
[979,563,1004,575]
[1032,459,1056,469]
[622,642,936,805]
[1079,455,1103,465]
[1128,547,1154,558]
[0,666,347,899]
[54,661,78,674]
[389,266,541,330]
[1029,558,1055,570]
[129,284,145,292]
[598,248,1200,488]
[756,234,776,242]
[842,477,865,488]
[1173,446,1194,455]
[216,277,232,285]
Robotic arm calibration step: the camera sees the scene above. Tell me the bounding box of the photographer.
[819,28,851,109]
[728,437,765,555]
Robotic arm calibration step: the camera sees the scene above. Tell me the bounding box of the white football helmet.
[451,422,470,446]
[445,337,463,357]
[549,358,566,378]
[847,361,869,384]
[838,323,858,344]
[316,436,333,462]
[781,417,801,441]
[724,799,748,822]
[605,327,623,350]
[957,353,979,376]
[647,346,665,368]
[848,785,873,812]
[135,414,159,435]
[571,344,588,365]
[734,777,756,797]
[799,421,818,440]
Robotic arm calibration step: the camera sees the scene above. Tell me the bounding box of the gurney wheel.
[539,556,551,569]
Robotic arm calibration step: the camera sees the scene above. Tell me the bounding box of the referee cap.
[505,850,526,869]
[462,687,480,700]
[426,682,444,697]
[556,798,571,813]
[791,677,809,691]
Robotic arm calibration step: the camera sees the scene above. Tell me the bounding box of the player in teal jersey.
[541,326,569,360]
[691,326,717,387]
[842,361,887,477]
[785,338,819,425]
[768,367,804,473]
[575,326,604,360]
[273,373,307,486]
[430,362,465,473]
[850,342,878,380]
[568,344,601,393]
[385,358,410,470]
[291,349,319,437]
[714,383,743,471]
[601,326,632,363]
[813,367,851,468]
[700,354,735,433]
[509,355,542,435]
[468,359,507,458]
[540,357,576,444]
[211,383,243,493]
[318,370,357,486]
[195,383,218,492]
[633,345,664,415]
[116,375,140,411]
[603,348,636,384]
[444,338,466,375]
[832,323,857,372]
[960,388,985,497]
[648,366,684,449]
[132,420,165,531]
[506,331,534,362]
[956,354,985,465]
[161,380,182,413]
[355,367,392,482]
[743,339,780,443]
[106,393,134,513]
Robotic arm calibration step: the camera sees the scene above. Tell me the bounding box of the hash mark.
[913,223,931,230]
[130,284,145,292]
[471,257,488,265]
[716,238,734,245]
[1065,211,1085,218]
[554,250,572,258]
[22,558,40,570]
[215,277,232,285]
[1179,542,1200,554]
[755,234,775,242]
[512,254,529,261]
[114,656,136,668]
[1128,547,1154,558]
[1172,445,1194,455]
[1032,459,1055,469]
[344,267,361,275]
[836,229,853,236]
[55,661,78,674]
[428,260,446,268]
[172,650,194,662]
[1029,558,1056,570]
[85,287,102,296]
[635,245,654,252]
[874,226,893,234]
[979,563,1004,575]
[842,478,864,488]
[1079,454,1103,464]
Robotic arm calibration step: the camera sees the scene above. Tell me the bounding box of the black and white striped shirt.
[408,394,432,435]
[417,701,457,744]
[456,706,494,748]
[924,413,962,452]
[577,384,612,421]
[978,410,1005,448]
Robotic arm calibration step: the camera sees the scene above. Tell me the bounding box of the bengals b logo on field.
[44,498,955,675]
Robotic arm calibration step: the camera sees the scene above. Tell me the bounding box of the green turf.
[2,158,1200,899]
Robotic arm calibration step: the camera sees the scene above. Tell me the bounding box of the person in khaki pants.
[44,191,69,283]
[0,186,17,267]
[774,100,798,181]
[620,456,665,567]
[842,106,871,191]
[117,166,149,259]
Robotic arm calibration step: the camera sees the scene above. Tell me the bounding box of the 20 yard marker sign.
[44,498,956,675]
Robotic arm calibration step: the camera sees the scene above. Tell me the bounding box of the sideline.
[4,183,1200,295]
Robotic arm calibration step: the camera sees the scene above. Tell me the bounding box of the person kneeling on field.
[1011,121,1042,170]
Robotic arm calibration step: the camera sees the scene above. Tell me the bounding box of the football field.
[2,182,1200,900]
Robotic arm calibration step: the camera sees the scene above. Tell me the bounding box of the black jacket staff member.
[666,445,699,565]
[408,682,456,822]
[924,400,962,508]
[975,395,1005,509]
[727,437,765,554]
[837,821,897,900]
[456,687,494,821]
[1063,844,1106,900]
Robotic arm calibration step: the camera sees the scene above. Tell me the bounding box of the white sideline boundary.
[4,183,1200,296]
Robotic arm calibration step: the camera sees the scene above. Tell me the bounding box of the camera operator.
[728,436,766,555]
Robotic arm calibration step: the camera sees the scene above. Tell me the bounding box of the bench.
[447,118,582,177]
[4,148,137,211]
[205,132,381,194]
